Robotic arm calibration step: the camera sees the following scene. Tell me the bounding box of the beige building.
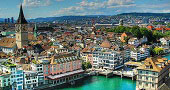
[15,5,28,48]
[136,57,170,90]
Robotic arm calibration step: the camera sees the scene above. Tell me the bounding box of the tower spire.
[34,23,38,38]
[16,4,27,24]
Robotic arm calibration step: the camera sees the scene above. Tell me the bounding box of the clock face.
[15,24,27,32]
[15,24,21,32]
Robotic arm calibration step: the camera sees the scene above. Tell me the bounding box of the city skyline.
[0,0,170,19]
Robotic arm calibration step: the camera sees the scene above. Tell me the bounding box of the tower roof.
[16,4,27,24]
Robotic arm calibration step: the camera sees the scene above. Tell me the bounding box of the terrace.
[48,69,84,80]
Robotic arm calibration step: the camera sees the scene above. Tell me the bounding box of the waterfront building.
[31,63,44,85]
[136,57,170,90]
[81,47,94,64]
[45,53,84,86]
[10,67,24,90]
[0,61,24,90]
[24,71,38,89]
[92,51,124,70]
[0,72,11,90]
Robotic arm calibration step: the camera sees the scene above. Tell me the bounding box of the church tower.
[15,5,28,48]
[34,23,38,38]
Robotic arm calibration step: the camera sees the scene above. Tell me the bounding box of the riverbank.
[163,53,170,59]
[56,53,170,90]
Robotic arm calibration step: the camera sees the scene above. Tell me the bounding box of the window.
[139,71,142,74]
[145,83,148,86]
[152,78,155,81]
[146,77,148,80]
[139,76,142,79]
[27,78,30,80]
[152,83,154,87]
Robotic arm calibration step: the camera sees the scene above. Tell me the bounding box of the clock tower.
[15,4,28,48]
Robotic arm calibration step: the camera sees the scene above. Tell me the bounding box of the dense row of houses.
[0,51,84,90]
[0,4,169,90]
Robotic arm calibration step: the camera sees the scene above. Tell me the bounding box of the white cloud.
[52,0,135,16]
[107,0,134,6]
[22,0,51,7]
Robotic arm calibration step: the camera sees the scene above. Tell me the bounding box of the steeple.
[34,23,38,38]
[16,4,27,24]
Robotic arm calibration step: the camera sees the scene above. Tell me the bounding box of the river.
[57,54,170,90]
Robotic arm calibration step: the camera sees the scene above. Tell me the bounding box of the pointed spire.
[34,23,37,37]
[16,4,27,24]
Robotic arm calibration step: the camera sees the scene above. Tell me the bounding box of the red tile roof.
[147,25,154,30]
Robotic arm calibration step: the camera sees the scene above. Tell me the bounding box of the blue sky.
[0,0,170,19]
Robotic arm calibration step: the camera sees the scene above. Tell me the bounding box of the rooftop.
[137,57,169,72]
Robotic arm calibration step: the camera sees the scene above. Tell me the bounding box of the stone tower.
[119,19,123,26]
[15,4,28,48]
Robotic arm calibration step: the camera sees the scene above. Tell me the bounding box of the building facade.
[92,51,124,70]
[136,57,170,90]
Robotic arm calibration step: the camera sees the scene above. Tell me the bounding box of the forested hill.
[118,13,170,17]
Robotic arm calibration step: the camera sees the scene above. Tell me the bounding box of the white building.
[31,63,44,85]
[92,51,124,70]
[160,37,170,46]
[24,71,38,90]
[128,38,140,47]
[129,46,150,61]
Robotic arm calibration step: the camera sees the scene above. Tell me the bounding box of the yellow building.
[136,57,170,90]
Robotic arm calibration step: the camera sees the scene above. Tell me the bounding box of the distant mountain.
[28,15,106,22]
[0,18,4,22]
[118,13,170,17]
[28,13,170,22]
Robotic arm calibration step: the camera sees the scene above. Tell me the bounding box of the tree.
[130,26,142,38]
[82,61,92,70]
[48,42,53,46]
[152,47,164,55]
[153,31,164,40]
[167,23,170,28]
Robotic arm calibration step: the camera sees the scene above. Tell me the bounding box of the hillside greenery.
[106,26,170,42]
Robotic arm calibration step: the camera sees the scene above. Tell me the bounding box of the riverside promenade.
[86,68,136,80]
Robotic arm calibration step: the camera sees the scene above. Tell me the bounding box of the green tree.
[153,31,164,40]
[82,61,92,70]
[164,31,170,36]
[153,47,164,55]
[48,42,53,46]
[130,26,142,38]
[167,23,170,28]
